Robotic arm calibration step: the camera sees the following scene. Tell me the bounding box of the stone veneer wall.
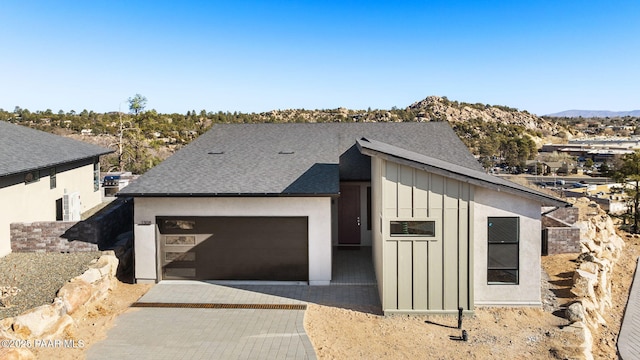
[543,207,581,255]
[10,222,98,253]
[544,226,581,254]
[10,198,132,253]
[549,207,579,224]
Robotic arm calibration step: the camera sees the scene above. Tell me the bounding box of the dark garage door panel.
[160,216,308,281]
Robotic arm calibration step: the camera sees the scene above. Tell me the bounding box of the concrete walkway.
[618,257,640,360]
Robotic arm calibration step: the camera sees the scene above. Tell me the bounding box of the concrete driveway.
[88,248,381,359]
[87,282,317,360]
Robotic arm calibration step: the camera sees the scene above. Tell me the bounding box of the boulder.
[578,261,598,274]
[558,321,594,360]
[57,279,92,314]
[11,299,66,339]
[89,275,113,303]
[90,253,119,279]
[571,269,597,302]
[77,268,102,284]
[566,302,585,323]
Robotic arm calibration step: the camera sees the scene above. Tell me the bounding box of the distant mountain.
[545,110,640,118]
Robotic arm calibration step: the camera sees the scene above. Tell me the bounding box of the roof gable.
[356,137,568,207]
[0,121,113,177]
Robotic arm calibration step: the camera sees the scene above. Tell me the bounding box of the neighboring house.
[0,121,113,257]
[118,122,568,314]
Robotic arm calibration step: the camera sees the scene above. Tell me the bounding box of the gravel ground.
[0,251,103,319]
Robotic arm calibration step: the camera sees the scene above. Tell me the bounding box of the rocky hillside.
[408,96,567,137]
[251,96,560,129]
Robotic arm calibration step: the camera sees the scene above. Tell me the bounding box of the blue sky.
[1,1,638,115]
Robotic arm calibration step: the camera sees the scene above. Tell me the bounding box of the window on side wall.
[24,170,40,184]
[389,220,437,239]
[487,217,519,285]
[50,167,57,189]
[93,160,100,192]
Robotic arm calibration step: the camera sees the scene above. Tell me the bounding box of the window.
[158,217,198,234]
[487,217,519,284]
[390,220,436,237]
[50,167,57,189]
[93,160,100,192]
[24,170,40,184]
[366,187,372,230]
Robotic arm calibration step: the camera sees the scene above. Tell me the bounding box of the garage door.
[158,216,308,281]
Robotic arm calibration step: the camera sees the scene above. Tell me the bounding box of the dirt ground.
[29,282,152,360]
[305,255,574,360]
[27,229,640,360]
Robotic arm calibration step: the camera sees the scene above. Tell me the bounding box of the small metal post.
[457,307,463,329]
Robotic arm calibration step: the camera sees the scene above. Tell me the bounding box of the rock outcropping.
[408,96,565,133]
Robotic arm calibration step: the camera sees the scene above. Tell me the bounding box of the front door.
[338,184,361,245]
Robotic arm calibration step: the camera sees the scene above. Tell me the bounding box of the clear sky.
[1,1,638,115]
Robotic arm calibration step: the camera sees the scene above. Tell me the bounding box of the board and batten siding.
[373,158,473,314]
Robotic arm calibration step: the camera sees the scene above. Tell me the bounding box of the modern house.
[118,122,568,314]
[0,121,113,257]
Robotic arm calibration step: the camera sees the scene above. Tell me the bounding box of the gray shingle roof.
[357,137,568,207]
[0,121,113,177]
[118,122,483,196]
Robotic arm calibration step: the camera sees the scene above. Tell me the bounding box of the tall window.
[50,167,57,189]
[93,160,100,192]
[487,217,519,284]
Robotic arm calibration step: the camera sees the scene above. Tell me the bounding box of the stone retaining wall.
[555,198,626,360]
[64,198,133,249]
[0,252,119,360]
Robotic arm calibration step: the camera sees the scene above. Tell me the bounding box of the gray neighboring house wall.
[0,121,113,257]
[118,122,568,314]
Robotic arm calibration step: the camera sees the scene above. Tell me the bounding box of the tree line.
[1,98,542,174]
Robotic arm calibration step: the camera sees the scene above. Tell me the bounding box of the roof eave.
[115,192,338,198]
[0,150,115,178]
[358,146,569,208]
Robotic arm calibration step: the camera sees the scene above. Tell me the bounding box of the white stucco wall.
[0,160,102,257]
[132,196,333,285]
[473,187,542,306]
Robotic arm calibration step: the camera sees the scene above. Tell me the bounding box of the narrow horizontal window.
[158,217,200,234]
[390,220,435,237]
[165,220,195,230]
[165,251,196,262]
[165,235,196,245]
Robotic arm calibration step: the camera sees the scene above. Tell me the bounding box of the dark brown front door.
[338,185,361,244]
